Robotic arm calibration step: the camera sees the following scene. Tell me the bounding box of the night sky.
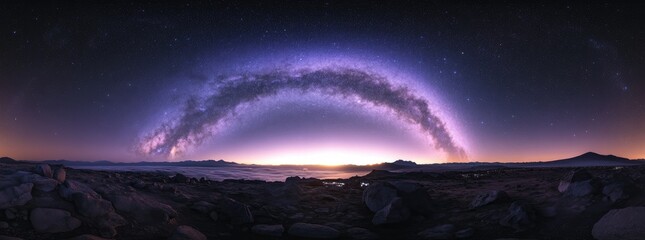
[1,1,644,164]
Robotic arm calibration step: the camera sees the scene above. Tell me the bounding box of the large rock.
[401,188,434,215]
[417,224,456,239]
[288,223,340,239]
[59,180,101,200]
[218,197,253,225]
[470,190,509,208]
[362,182,398,212]
[73,192,126,237]
[0,183,33,209]
[252,224,284,237]
[30,208,81,233]
[103,191,177,225]
[34,164,53,178]
[172,173,189,183]
[53,167,66,183]
[499,201,535,231]
[592,207,645,240]
[558,169,598,196]
[372,197,410,225]
[602,174,638,203]
[32,177,59,192]
[168,225,207,240]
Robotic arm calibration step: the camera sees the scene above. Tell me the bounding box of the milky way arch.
[138,67,467,161]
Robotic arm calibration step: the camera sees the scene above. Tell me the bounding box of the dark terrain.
[1,154,645,240]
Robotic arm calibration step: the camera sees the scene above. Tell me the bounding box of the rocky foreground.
[1,161,645,240]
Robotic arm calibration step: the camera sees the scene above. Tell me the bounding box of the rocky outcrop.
[288,223,340,239]
[58,179,125,237]
[30,208,81,233]
[372,197,410,225]
[558,169,599,197]
[102,190,177,225]
[499,201,535,231]
[592,207,645,240]
[59,180,101,200]
[470,190,509,208]
[168,225,207,240]
[362,182,398,212]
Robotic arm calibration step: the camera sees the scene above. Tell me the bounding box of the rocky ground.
[1,161,645,240]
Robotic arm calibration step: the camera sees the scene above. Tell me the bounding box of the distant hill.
[0,157,16,163]
[517,152,642,168]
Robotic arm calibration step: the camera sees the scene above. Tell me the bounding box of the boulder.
[34,164,53,178]
[168,225,207,240]
[103,191,177,225]
[59,180,101,200]
[218,198,253,225]
[71,191,125,237]
[30,208,81,233]
[190,201,215,214]
[346,227,379,240]
[288,223,340,239]
[602,174,638,203]
[592,207,645,240]
[0,183,33,209]
[372,197,410,225]
[32,177,59,192]
[362,182,398,212]
[470,190,509,208]
[499,201,535,231]
[252,224,284,237]
[417,224,456,239]
[53,167,66,183]
[31,195,75,211]
[172,173,189,183]
[558,169,598,196]
[401,188,434,215]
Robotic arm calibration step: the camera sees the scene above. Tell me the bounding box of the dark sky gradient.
[1,1,644,164]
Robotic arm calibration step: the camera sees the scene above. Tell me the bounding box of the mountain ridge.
[4,152,643,170]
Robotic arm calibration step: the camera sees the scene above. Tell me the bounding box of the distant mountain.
[392,159,417,167]
[520,152,642,167]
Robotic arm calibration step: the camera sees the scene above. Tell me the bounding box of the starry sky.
[1,1,644,164]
